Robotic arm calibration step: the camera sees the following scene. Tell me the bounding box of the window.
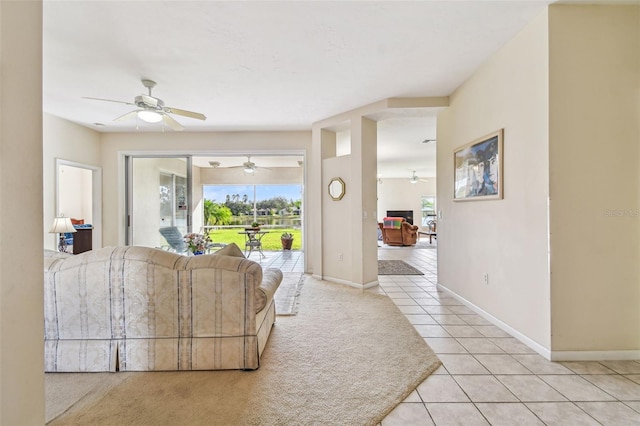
[421,196,436,226]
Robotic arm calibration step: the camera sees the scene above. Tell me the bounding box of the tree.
[204,199,232,225]
[224,199,250,216]
[257,196,289,212]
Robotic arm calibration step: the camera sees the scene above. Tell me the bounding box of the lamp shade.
[137,110,163,123]
[49,217,76,234]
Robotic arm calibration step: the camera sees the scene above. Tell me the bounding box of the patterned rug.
[378,260,424,275]
[274,272,305,315]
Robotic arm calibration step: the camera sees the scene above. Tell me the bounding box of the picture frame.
[453,129,503,201]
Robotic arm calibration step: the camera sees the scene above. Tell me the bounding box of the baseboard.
[437,283,640,361]
[436,283,552,360]
[550,350,640,361]
[363,280,380,289]
[322,276,379,290]
[322,276,353,287]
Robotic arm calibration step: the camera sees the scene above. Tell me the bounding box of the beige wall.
[1,1,44,423]
[548,5,640,353]
[377,178,436,228]
[437,10,551,350]
[99,131,310,250]
[322,155,353,282]
[43,114,102,250]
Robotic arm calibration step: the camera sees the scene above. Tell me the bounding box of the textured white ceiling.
[42,0,556,178]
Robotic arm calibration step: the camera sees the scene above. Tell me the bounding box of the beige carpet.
[46,278,440,426]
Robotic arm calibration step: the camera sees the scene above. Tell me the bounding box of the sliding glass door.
[125,156,192,247]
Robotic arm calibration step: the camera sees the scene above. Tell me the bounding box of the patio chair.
[159,226,188,253]
[159,226,226,254]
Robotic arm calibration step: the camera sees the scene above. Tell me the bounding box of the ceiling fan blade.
[162,114,184,131]
[164,106,206,121]
[113,110,139,121]
[83,96,135,106]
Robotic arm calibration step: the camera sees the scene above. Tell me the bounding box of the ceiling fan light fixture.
[137,110,163,123]
[410,171,419,184]
[244,166,255,174]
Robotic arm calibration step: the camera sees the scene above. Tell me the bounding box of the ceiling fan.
[234,156,273,174]
[83,79,206,131]
[409,171,429,184]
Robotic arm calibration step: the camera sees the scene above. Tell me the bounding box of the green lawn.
[207,228,302,251]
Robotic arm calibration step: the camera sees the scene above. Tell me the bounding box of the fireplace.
[386,210,413,225]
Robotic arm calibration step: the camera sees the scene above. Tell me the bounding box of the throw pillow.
[214,242,245,258]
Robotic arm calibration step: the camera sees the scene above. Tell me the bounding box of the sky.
[203,184,303,203]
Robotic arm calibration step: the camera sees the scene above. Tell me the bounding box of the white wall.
[130,157,187,247]
[58,165,92,222]
[548,5,640,353]
[377,178,436,228]
[437,10,551,349]
[199,166,302,185]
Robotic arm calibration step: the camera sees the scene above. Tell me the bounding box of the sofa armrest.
[255,268,283,313]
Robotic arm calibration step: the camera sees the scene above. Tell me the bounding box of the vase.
[281,239,293,250]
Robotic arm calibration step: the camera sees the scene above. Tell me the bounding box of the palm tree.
[204,200,232,226]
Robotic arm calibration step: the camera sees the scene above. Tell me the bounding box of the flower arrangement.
[281,232,293,240]
[251,221,260,228]
[183,233,211,254]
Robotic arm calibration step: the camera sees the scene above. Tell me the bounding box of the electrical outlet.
[483,273,489,285]
[338,253,344,261]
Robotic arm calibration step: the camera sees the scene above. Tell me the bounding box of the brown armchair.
[378,219,419,246]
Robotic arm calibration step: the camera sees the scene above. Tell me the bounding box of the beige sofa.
[44,244,282,372]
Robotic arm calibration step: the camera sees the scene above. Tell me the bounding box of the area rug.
[378,259,424,275]
[46,279,440,425]
[274,272,305,316]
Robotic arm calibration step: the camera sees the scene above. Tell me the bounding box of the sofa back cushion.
[44,246,264,342]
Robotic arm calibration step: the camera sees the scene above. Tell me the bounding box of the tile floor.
[251,248,305,273]
[375,243,640,426]
[258,245,640,425]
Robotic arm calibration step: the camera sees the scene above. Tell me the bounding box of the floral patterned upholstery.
[44,244,282,372]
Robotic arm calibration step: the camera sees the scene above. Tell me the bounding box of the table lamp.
[49,216,76,253]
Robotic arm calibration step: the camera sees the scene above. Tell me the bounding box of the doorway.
[55,159,102,250]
